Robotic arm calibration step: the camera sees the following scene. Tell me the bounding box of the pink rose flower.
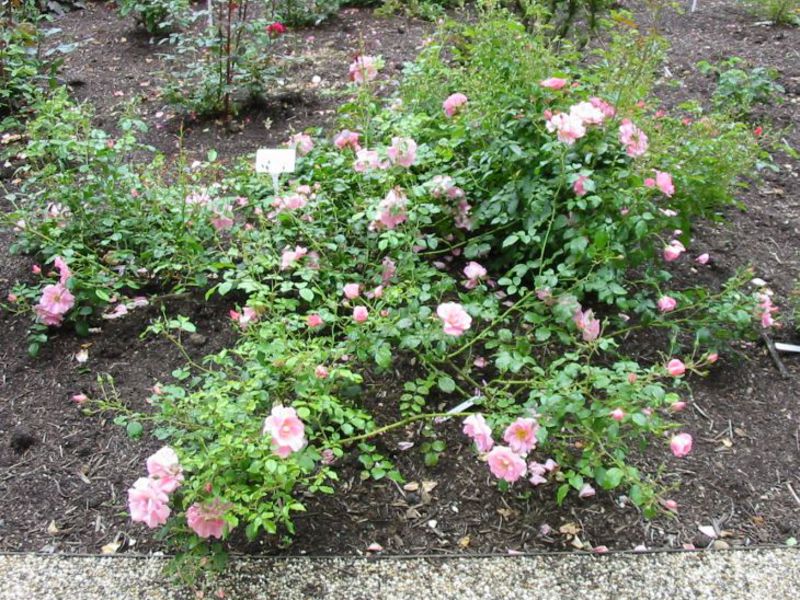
[371,187,408,231]
[128,477,171,528]
[186,499,229,539]
[263,405,306,456]
[230,307,258,330]
[314,365,329,379]
[574,308,601,342]
[35,283,75,327]
[463,261,487,289]
[349,55,380,83]
[666,358,686,377]
[572,174,590,197]
[670,401,687,412]
[706,352,719,364]
[540,77,568,90]
[443,93,468,118]
[72,393,88,406]
[670,432,693,458]
[662,240,686,262]
[503,417,539,455]
[343,283,361,300]
[463,414,494,453]
[287,133,314,156]
[353,306,369,323]
[334,129,361,151]
[486,446,527,483]
[381,256,397,284]
[545,112,586,145]
[387,137,417,168]
[618,118,648,157]
[657,295,677,313]
[589,97,616,118]
[436,302,472,336]
[569,101,605,125]
[307,313,323,328]
[32,264,42,275]
[146,447,184,494]
[654,171,675,197]
[758,293,778,329]
[280,245,308,270]
[53,256,71,285]
[610,408,625,421]
[353,148,388,172]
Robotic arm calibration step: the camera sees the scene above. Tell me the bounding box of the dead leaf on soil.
[698,525,718,539]
[421,481,438,493]
[101,541,120,554]
[458,535,471,548]
[46,521,59,536]
[497,507,517,519]
[559,522,582,536]
[403,482,419,492]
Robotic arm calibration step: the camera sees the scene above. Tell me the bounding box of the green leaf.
[374,344,392,369]
[299,287,314,302]
[437,375,456,393]
[556,483,570,505]
[126,421,144,438]
[601,467,624,490]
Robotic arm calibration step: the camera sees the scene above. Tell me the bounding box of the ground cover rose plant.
[4,6,779,574]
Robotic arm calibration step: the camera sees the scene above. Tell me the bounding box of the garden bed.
[1,0,799,560]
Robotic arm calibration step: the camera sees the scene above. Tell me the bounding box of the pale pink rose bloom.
[644,177,656,189]
[35,304,64,327]
[670,433,693,458]
[569,101,605,125]
[102,304,129,321]
[353,306,369,323]
[463,414,494,453]
[7,293,18,302]
[38,283,74,315]
[436,302,472,336]
[545,112,586,145]
[314,365,329,379]
[627,373,638,384]
[353,149,386,172]
[32,264,42,275]
[574,308,601,342]
[463,261,487,289]
[666,358,686,377]
[443,93,468,117]
[454,199,473,230]
[503,418,539,455]
[146,447,184,493]
[573,175,590,197]
[334,129,361,151]
[528,462,548,486]
[486,446,527,483]
[706,352,718,364]
[758,293,778,328]
[185,191,211,206]
[610,408,625,421]
[618,119,648,157]
[53,256,71,285]
[589,96,616,118]
[654,171,674,197]
[695,253,710,265]
[381,257,397,284]
[280,245,308,270]
[474,356,487,368]
[307,313,323,328]
[230,307,258,330]
[263,405,306,455]
[387,137,417,168]
[670,401,687,412]
[288,133,314,156]
[72,393,88,406]
[349,55,379,83]
[343,283,361,299]
[429,175,456,198]
[543,458,558,472]
[657,296,677,313]
[371,285,384,298]
[186,500,228,539]
[372,187,408,231]
[128,477,171,528]
[662,240,685,262]
[579,483,596,498]
[540,77,568,90]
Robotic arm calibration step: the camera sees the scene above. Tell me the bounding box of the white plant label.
[255,148,296,175]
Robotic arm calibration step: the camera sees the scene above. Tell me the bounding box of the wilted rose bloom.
[654,171,675,197]
[540,77,568,90]
[670,433,693,458]
[186,499,229,539]
[579,483,596,498]
[569,101,605,126]
[463,261,487,289]
[663,240,686,262]
[454,199,473,230]
[211,212,234,231]
[463,414,494,452]
[442,93,468,118]
[288,133,314,156]
[437,302,472,336]
[657,296,677,313]
[72,393,88,406]
[381,257,397,284]
[610,408,625,421]
[545,112,586,145]
[307,313,323,328]
[53,256,71,285]
[343,283,361,300]
[429,174,456,198]
[574,308,600,342]
[349,55,380,83]
[487,446,527,483]
[503,418,539,455]
[263,405,306,457]
[334,129,361,151]
[128,477,171,528]
[280,245,308,270]
[758,293,778,328]
[618,118,648,157]
[353,306,369,323]
[387,137,417,168]
[146,447,184,493]
[474,356,487,368]
[695,253,710,265]
[314,365,329,379]
[666,358,686,377]
[528,462,548,486]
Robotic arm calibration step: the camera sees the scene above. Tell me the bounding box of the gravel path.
[1,548,798,599]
